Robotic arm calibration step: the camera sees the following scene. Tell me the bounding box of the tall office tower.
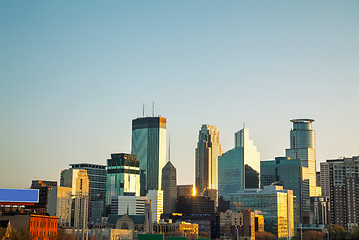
[132,117,166,195]
[161,161,177,214]
[106,153,140,205]
[327,156,359,231]
[320,162,330,197]
[218,128,259,199]
[110,195,147,215]
[230,186,295,239]
[30,180,57,214]
[70,163,106,223]
[260,157,310,223]
[286,119,321,197]
[195,124,222,196]
[60,168,89,229]
[146,190,163,223]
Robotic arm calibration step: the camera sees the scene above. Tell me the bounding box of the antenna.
[152,101,154,117]
[143,103,145,117]
[243,122,245,129]
[168,135,171,162]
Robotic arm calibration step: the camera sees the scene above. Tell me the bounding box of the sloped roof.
[108,214,146,225]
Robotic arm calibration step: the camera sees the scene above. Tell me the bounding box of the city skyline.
[1,1,359,188]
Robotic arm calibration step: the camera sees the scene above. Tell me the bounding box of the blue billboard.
[0,188,39,203]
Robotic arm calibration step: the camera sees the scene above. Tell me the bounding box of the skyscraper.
[327,156,359,231]
[70,163,106,223]
[218,128,260,199]
[132,117,166,195]
[161,161,177,214]
[195,124,222,195]
[106,153,140,205]
[60,168,89,228]
[286,119,321,197]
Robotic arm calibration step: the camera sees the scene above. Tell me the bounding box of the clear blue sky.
[1,1,358,188]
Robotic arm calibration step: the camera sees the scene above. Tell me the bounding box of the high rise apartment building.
[132,117,166,195]
[218,128,260,199]
[327,156,359,231]
[286,119,321,197]
[106,153,140,205]
[47,186,72,227]
[70,163,106,223]
[195,124,222,195]
[161,161,177,214]
[60,168,90,229]
[320,162,330,197]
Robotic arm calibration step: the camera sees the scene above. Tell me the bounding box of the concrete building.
[230,186,294,239]
[132,117,167,195]
[47,186,72,227]
[220,209,259,240]
[154,221,199,240]
[110,195,147,215]
[70,163,106,223]
[320,162,330,197]
[195,124,222,198]
[310,196,330,225]
[106,153,140,205]
[327,156,359,231]
[286,119,321,197]
[146,190,163,223]
[161,161,177,214]
[260,157,310,223]
[60,168,90,229]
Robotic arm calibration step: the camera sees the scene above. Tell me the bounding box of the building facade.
[230,186,294,239]
[285,119,321,197]
[327,156,359,231]
[131,117,167,195]
[195,125,222,196]
[260,157,310,223]
[320,162,330,197]
[30,180,57,215]
[106,153,140,205]
[60,168,90,229]
[70,163,106,223]
[146,190,163,223]
[47,186,72,227]
[161,161,177,214]
[110,195,147,215]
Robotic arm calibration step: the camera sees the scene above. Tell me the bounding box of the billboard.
[0,188,39,203]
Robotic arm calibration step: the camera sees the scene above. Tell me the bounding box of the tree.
[327,225,347,240]
[303,230,325,240]
[255,231,276,240]
[348,227,359,240]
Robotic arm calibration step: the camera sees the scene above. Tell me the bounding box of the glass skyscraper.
[230,186,295,239]
[106,153,140,205]
[70,163,106,223]
[132,117,166,195]
[218,128,260,200]
[286,119,321,197]
[260,157,310,223]
[195,124,222,195]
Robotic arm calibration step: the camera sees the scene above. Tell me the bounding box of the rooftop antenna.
[152,101,154,117]
[142,103,145,117]
[168,135,171,162]
[243,122,245,129]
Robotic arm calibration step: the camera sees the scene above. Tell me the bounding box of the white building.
[47,186,72,227]
[110,195,147,215]
[146,190,163,223]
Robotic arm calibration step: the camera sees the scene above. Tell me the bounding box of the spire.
[168,135,171,162]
